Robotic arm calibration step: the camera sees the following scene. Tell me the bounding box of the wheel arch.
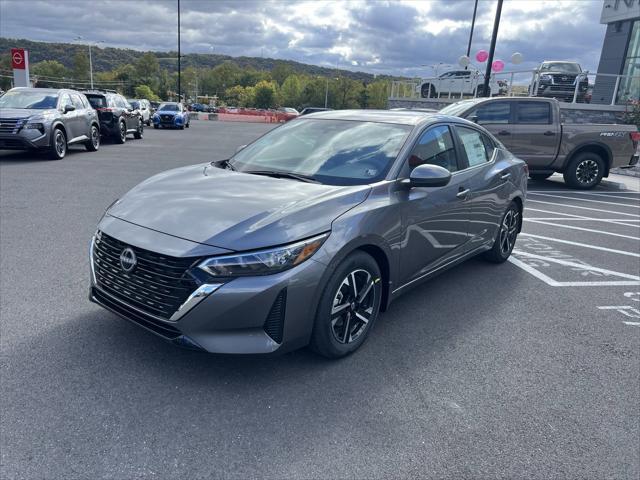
[356,244,391,312]
[565,142,612,176]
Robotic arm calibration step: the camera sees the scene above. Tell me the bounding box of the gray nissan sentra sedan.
[89,110,527,358]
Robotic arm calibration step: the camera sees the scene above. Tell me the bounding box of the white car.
[127,98,152,126]
[418,69,500,98]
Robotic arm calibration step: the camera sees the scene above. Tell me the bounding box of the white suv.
[128,98,152,126]
[418,69,500,98]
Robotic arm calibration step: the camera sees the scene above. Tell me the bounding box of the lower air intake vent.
[263,289,286,343]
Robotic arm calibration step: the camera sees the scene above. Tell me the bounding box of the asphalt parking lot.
[1,121,639,479]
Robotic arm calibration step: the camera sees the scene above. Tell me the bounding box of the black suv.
[83,90,143,143]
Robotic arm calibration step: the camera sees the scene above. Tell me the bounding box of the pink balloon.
[476,50,488,62]
[492,60,505,72]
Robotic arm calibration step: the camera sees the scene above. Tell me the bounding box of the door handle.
[456,188,470,199]
[543,130,556,136]
[497,130,511,136]
[501,172,511,181]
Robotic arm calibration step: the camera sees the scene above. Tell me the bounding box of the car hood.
[107,163,370,251]
[0,108,57,119]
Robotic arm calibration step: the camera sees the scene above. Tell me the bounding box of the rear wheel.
[85,124,100,152]
[475,85,491,97]
[563,152,604,189]
[115,120,126,144]
[309,251,382,359]
[153,124,159,129]
[483,202,520,263]
[134,120,143,139]
[529,173,552,181]
[49,127,67,160]
[421,83,436,98]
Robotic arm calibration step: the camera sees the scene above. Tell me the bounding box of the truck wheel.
[475,85,491,97]
[115,120,127,144]
[529,173,552,181]
[49,127,67,160]
[85,124,100,151]
[421,83,435,98]
[563,152,604,189]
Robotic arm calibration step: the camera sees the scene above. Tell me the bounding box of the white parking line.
[527,199,640,217]
[528,192,640,208]
[524,207,639,228]
[525,218,640,224]
[525,219,640,240]
[528,190,640,196]
[518,233,640,257]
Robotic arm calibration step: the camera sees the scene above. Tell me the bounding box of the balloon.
[458,55,470,67]
[492,60,505,72]
[476,50,488,62]
[511,52,523,64]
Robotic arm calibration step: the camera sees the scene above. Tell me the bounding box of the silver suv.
[0,87,100,160]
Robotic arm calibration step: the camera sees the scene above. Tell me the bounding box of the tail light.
[97,108,114,112]
[630,131,640,149]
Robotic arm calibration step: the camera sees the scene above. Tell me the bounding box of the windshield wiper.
[245,170,320,184]
[213,159,236,171]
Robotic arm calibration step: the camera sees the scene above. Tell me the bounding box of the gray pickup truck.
[440,97,639,188]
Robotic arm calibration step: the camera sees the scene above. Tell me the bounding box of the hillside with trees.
[0,38,400,109]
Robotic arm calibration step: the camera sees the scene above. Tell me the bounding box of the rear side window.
[86,95,106,109]
[516,102,551,124]
[470,102,511,124]
[407,125,458,172]
[71,94,85,109]
[456,127,490,167]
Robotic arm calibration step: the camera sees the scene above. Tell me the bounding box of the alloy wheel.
[331,269,377,344]
[55,131,66,157]
[120,122,126,141]
[91,126,100,148]
[576,159,599,185]
[499,208,519,256]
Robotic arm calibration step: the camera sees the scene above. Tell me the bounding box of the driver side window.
[407,125,458,173]
[59,94,73,111]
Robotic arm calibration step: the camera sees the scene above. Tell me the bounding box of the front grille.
[263,289,287,343]
[0,118,24,134]
[92,231,200,320]
[551,74,576,86]
[0,139,25,148]
[160,114,173,123]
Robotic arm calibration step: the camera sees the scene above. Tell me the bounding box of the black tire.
[146,119,151,126]
[529,173,552,181]
[483,201,520,263]
[185,121,190,128]
[49,127,67,160]
[115,120,126,144]
[180,125,185,130]
[134,120,143,139]
[85,124,100,152]
[309,251,382,359]
[153,124,159,129]
[563,152,605,189]
[421,83,436,98]
[475,85,491,97]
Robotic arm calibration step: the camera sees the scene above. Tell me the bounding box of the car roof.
[303,109,459,126]
[9,87,66,94]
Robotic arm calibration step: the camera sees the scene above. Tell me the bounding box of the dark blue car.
[152,102,190,130]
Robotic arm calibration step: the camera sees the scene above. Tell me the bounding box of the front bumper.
[153,115,184,128]
[0,130,49,150]
[88,224,328,355]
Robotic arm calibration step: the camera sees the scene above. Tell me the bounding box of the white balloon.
[511,52,523,64]
[458,55,470,67]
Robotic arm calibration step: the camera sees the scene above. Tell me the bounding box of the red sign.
[11,48,26,70]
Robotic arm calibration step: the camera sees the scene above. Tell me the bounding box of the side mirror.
[468,114,479,123]
[235,144,247,154]
[64,104,76,113]
[408,164,452,188]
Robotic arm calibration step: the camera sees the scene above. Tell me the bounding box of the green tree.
[365,80,389,109]
[225,85,255,107]
[72,51,90,81]
[135,52,160,91]
[280,75,302,108]
[32,60,68,79]
[134,84,160,101]
[300,77,327,108]
[271,61,294,86]
[332,77,363,109]
[253,80,277,109]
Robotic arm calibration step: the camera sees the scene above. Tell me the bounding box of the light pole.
[482,0,503,97]
[177,0,181,103]
[421,63,445,77]
[74,36,103,89]
[465,0,479,70]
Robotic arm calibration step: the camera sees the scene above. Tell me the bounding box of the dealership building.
[593,0,640,104]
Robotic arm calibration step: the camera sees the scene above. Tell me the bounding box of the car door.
[510,101,561,168]
[398,124,471,287]
[70,93,91,139]
[452,125,512,246]
[118,96,136,131]
[58,93,82,140]
[466,100,515,150]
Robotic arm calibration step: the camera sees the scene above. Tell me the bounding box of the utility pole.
[177,0,181,103]
[465,0,479,70]
[482,0,503,97]
[324,77,329,108]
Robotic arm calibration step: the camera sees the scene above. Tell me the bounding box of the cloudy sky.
[0,0,607,76]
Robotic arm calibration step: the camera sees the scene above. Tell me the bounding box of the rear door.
[466,100,516,150]
[70,93,91,138]
[58,93,82,139]
[510,100,561,167]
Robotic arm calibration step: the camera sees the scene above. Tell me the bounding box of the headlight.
[25,122,45,134]
[197,233,329,277]
[539,74,552,82]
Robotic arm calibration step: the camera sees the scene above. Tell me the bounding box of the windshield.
[229,119,411,186]
[540,62,581,73]
[159,103,179,111]
[439,100,479,116]
[129,101,140,109]
[0,90,58,109]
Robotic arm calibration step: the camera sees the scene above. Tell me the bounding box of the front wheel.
[115,120,126,144]
[483,202,520,263]
[134,121,143,139]
[153,124,159,129]
[49,128,67,160]
[563,152,604,189]
[309,251,382,359]
[85,124,100,151]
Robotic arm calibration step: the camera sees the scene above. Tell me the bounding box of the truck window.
[469,102,511,124]
[516,102,551,124]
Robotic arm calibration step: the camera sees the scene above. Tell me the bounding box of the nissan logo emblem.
[119,247,137,273]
